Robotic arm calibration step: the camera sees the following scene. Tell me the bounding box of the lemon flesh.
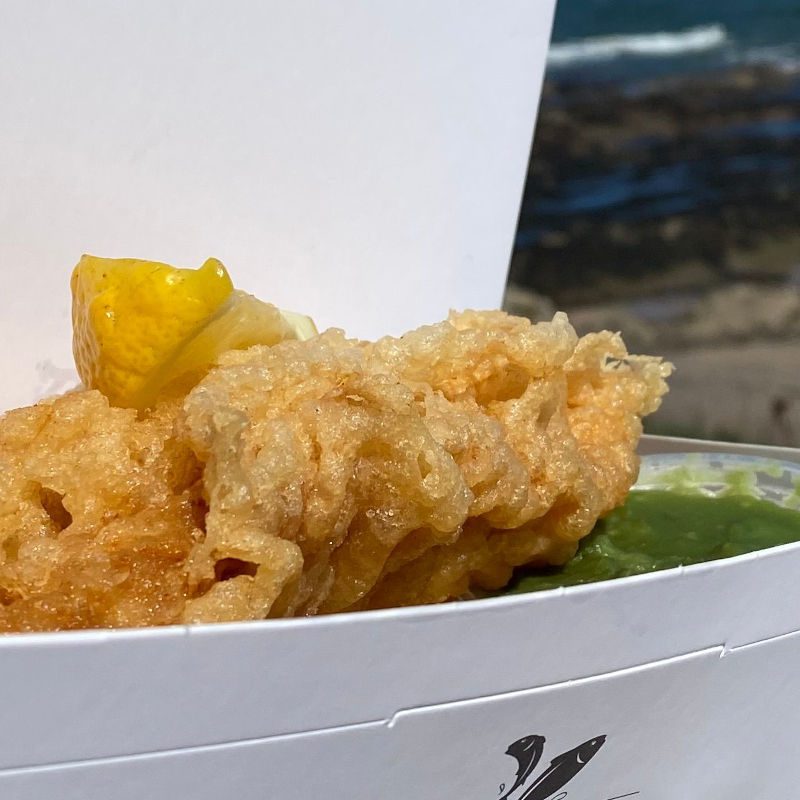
[71,255,317,410]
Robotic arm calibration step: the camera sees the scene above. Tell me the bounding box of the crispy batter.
[0,311,671,630]
[179,331,472,620]
[0,392,200,631]
[181,311,671,621]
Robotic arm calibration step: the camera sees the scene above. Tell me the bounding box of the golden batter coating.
[0,311,671,631]
[0,393,200,632]
[181,311,671,621]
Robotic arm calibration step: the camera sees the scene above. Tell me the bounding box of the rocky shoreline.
[505,63,800,446]
[509,63,800,307]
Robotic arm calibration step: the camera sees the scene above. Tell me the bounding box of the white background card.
[0,0,555,411]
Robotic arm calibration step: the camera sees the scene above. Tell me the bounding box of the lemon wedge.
[71,255,317,410]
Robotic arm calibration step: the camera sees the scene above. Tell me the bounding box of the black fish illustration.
[519,735,606,800]
[499,734,546,800]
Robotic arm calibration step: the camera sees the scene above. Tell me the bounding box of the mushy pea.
[507,489,800,594]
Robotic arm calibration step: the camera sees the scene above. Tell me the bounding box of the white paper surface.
[0,0,555,412]
[7,642,797,800]
[0,525,799,770]
[3,633,798,799]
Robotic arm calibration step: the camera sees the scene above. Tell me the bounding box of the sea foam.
[547,24,729,67]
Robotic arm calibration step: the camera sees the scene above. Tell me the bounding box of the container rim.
[2,451,799,646]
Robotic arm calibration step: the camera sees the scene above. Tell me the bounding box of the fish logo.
[497,734,606,800]
[499,735,546,800]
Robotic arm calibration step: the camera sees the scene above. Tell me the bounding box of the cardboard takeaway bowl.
[0,443,799,799]
[3,3,800,798]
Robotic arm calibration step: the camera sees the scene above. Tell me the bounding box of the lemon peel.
[71,255,316,409]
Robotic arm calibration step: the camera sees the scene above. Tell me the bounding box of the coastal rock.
[680,283,800,344]
[513,64,800,307]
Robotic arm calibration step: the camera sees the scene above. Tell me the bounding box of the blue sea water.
[516,0,800,262]
[548,0,800,83]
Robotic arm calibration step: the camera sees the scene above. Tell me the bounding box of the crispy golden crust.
[0,392,200,631]
[179,331,472,619]
[181,311,671,620]
[0,311,671,631]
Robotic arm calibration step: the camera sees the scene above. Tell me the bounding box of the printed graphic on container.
[496,734,638,800]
